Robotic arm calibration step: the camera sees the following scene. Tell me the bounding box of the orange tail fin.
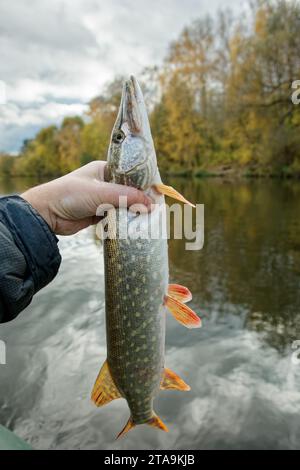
[147,413,169,432]
[116,413,168,439]
[116,417,136,439]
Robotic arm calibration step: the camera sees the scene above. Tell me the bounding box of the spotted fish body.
[105,200,168,424]
[92,76,201,437]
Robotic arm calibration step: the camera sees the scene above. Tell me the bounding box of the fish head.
[106,76,158,190]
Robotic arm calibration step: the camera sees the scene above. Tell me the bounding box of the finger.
[72,161,107,181]
[92,181,152,210]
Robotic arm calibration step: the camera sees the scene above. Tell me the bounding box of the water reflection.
[168,177,300,352]
[0,176,47,195]
[0,176,299,449]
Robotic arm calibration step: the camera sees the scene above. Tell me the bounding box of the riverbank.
[1,164,300,181]
[164,164,300,179]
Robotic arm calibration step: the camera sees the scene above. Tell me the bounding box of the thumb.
[92,181,152,211]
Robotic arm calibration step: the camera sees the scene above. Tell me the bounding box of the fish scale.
[105,207,168,424]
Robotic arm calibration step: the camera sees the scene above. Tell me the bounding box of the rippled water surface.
[0,176,300,449]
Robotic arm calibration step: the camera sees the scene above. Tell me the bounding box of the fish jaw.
[106,76,159,190]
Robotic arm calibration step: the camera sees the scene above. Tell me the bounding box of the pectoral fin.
[168,284,192,303]
[91,360,122,407]
[161,368,190,391]
[153,183,195,207]
[165,295,201,328]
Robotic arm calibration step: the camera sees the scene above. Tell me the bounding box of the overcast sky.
[0,0,244,153]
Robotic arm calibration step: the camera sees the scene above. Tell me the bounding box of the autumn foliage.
[1,0,300,177]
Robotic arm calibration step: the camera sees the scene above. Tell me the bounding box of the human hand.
[21,161,152,235]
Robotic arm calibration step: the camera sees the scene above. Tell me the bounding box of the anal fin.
[161,368,190,391]
[91,360,122,407]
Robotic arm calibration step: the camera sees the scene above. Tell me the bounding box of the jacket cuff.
[0,195,61,293]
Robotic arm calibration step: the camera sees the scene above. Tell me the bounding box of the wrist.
[21,187,56,233]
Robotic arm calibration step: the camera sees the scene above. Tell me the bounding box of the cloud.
[0,0,243,152]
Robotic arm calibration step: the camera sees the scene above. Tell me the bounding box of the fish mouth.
[121,75,145,135]
[108,75,156,188]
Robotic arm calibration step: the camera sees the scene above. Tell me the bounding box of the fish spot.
[135,312,141,318]
[143,358,149,363]
[131,255,136,262]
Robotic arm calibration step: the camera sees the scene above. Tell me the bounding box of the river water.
[0,176,300,449]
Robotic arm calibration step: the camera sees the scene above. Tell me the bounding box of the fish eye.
[113,130,125,144]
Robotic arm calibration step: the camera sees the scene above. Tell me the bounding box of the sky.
[0,0,244,153]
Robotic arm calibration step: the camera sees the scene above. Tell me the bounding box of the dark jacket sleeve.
[0,195,61,323]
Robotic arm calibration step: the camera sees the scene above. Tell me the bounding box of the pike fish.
[91,76,201,438]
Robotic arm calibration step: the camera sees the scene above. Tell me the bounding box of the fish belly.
[104,207,168,424]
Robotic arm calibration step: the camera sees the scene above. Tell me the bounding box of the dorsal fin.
[91,360,122,407]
